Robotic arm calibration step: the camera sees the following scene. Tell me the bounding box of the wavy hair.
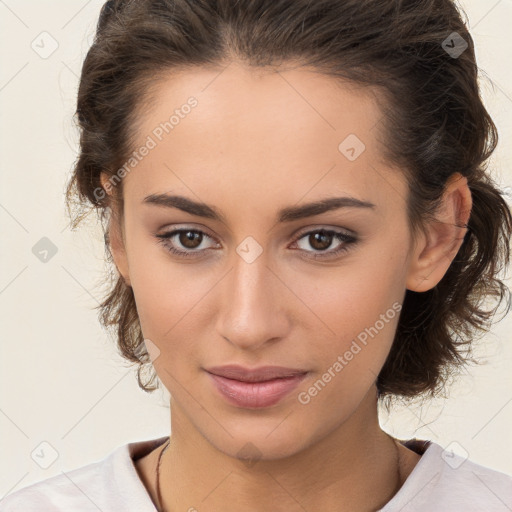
[65,0,512,402]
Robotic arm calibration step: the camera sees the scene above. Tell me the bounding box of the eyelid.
[157,223,218,240]
[291,224,356,239]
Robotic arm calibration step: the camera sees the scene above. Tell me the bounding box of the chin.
[225,435,309,464]
[198,416,321,464]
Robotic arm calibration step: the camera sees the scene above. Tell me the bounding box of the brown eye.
[179,230,203,249]
[292,228,357,260]
[155,228,218,258]
[308,231,335,251]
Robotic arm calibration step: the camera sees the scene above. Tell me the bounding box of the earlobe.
[406,173,472,293]
[100,172,131,287]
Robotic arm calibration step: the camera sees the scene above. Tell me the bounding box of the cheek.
[123,229,212,351]
[289,242,407,389]
[293,250,405,344]
[293,275,402,417]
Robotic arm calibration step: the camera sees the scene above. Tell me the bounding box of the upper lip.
[205,365,308,382]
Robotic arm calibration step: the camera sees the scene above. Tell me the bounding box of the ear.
[406,172,472,292]
[100,172,131,287]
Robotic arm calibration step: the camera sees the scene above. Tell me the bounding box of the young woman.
[2,0,511,510]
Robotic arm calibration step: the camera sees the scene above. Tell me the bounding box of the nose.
[216,251,291,352]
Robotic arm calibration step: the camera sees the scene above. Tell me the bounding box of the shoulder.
[0,436,168,512]
[382,440,512,512]
[0,457,106,512]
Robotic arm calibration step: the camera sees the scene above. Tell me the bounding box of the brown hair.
[66,0,512,402]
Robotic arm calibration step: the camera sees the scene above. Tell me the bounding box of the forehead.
[123,62,405,218]
[134,62,384,150]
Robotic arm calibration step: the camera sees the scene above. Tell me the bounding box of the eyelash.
[155,227,357,261]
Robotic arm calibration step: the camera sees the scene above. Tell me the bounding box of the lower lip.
[207,372,308,409]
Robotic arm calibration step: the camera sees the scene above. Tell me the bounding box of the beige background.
[1,0,511,498]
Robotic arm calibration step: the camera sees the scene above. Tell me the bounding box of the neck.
[156,389,409,512]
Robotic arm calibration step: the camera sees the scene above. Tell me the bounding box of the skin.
[101,61,472,511]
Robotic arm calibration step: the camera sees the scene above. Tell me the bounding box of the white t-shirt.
[1,436,511,511]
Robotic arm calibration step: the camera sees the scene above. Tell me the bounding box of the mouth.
[204,365,309,408]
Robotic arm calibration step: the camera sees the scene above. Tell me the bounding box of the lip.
[205,365,309,382]
[204,365,309,409]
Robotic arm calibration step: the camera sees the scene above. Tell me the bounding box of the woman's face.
[108,63,420,460]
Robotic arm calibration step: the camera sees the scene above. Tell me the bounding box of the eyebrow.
[142,193,376,223]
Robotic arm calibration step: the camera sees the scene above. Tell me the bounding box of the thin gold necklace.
[155,436,403,512]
